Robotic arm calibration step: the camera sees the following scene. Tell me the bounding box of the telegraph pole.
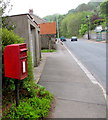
[86,16,90,40]
[56,17,59,38]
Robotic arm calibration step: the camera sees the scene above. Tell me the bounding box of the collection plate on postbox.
[4,43,28,80]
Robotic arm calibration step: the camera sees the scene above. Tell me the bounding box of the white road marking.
[64,44,106,99]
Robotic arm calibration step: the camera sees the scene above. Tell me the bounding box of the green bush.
[1,28,24,52]
[3,102,40,119]
[20,51,36,98]
[79,24,88,36]
[3,88,53,119]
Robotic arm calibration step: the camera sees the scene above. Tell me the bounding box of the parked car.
[71,36,77,41]
[60,36,66,42]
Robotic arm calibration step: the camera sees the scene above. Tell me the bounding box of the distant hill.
[43,1,102,22]
[43,14,60,22]
[89,0,104,2]
[68,2,100,14]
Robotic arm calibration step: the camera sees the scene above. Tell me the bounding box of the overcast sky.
[7,0,101,18]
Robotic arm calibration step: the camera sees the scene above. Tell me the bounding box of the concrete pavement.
[38,43,106,118]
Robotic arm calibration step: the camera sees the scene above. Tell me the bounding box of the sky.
[6,0,102,18]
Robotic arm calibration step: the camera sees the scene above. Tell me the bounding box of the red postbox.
[4,43,28,80]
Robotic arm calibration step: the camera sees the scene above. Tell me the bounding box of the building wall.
[41,34,56,49]
[8,14,41,67]
[39,22,57,49]
[27,17,41,67]
[8,15,29,45]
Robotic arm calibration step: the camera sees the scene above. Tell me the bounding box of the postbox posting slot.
[19,44,26,49]
[20,48,27,59]
[20,48,27,52]
[20,56,27,59]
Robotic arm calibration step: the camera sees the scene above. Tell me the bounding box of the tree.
[100,1,108,17]
[100,1,108,29]
[79,24,88,36]
[0,0,14,30]
[90,14,104,29]
[60,11,92,37]
[0,0,12,16]
[76,3,88,12]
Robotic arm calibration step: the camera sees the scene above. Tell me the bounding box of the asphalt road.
[64,39,106,89]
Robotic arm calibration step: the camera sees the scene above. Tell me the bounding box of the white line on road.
[64,44,106,99]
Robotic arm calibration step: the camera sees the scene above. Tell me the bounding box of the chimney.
[29,9,33,14]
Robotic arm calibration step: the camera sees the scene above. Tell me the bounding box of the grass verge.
[41,49,56,53]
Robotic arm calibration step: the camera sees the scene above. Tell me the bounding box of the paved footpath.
[38,43,106,118]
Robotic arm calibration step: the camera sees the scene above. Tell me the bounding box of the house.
[8,13,41,67]
[39,22,57,49]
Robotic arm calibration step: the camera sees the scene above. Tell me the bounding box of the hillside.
[43,1,101,22]
[43,0,106,38]
[43,14,60,22]
[68,2,100,14]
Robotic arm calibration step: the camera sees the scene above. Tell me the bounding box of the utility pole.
[56,17,59,38]
[86,16,90,40]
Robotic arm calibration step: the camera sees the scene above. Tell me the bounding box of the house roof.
[39,22,56,35]
[8,13,39,26]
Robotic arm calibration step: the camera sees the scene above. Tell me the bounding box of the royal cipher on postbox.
[4,43,28,80]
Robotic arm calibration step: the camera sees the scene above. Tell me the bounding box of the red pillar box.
[4,43,28,80]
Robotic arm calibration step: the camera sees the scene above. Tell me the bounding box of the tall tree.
[100,1,108,17]
[100,1,108,28]
[0,0,12,16]
[0,0,14,30]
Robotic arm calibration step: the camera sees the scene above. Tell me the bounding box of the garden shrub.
[1,28,24,52]
[3,87,53,119]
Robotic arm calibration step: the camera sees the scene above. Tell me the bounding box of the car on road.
[60,36,66,42]
[71,36,77,41]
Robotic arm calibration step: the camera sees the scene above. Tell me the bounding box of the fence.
[96,30,108,41]
[83,30,108,42]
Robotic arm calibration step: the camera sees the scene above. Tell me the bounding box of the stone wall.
[40,34,56,49]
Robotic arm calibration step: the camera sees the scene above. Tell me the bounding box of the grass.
[41,49,56,53]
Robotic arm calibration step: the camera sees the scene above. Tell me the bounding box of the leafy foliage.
[0,0,13,16]
[90,14,104,30]
[43,14,60,22]
[60,12,92,37]
[68,2,100,14]
[1,28,24,52]
[2,16,16,30]
[100,1,108,17]
[79,24,88,35]
[3,85,53,119]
